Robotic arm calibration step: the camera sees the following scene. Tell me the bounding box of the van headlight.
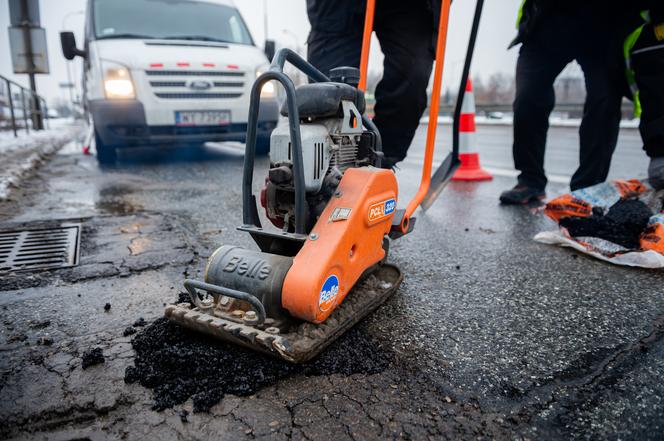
[103,61,135,99]
[256,66,275,97]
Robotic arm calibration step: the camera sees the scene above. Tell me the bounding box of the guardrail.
[0,74,49,137]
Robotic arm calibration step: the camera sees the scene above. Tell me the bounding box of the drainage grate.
[0,224,81,273]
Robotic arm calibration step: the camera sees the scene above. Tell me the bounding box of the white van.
[61,0,278,164]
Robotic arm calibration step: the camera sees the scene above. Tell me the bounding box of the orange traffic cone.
[452,79,492,181]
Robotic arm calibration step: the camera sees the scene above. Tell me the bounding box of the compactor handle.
[357,0,454,234]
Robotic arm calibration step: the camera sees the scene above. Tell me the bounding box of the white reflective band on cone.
[461,91,476,114]
[459,129,475,153]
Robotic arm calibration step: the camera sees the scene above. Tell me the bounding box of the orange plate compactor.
[165,0,483,362]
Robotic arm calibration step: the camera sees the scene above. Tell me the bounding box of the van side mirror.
[60,31,86,60]
[264,39,275,62]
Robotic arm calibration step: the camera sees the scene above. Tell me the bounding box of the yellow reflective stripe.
[655,23,664,41]
[623,26,641,96]
[623,19,646,117]
[516,0,527,29]
[624,24,644,62]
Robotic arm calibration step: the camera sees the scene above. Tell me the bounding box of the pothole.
[125,317,393,412]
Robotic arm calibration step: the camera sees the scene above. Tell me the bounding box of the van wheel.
[256,134,270,156]
[95,132,117,165]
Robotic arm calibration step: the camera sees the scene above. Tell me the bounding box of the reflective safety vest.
[624,11,650,118]
[516,0,527,29]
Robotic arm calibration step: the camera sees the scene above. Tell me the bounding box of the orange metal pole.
[403,0,452,227]
[358,0,376,92]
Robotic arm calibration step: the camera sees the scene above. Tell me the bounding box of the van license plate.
[175,111,230,126]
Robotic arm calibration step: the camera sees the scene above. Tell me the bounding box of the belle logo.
[223,256,271,280]
[319,275,339,312]
[368,198,396,222]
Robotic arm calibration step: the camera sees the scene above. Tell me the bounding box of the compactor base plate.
[164,263,403,363]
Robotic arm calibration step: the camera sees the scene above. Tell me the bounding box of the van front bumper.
[89,99,278,147]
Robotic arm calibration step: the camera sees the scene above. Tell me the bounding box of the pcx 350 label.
[319,275,339,312]
[368,198,396,223]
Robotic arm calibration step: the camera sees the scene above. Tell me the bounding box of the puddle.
[95,199,142,216]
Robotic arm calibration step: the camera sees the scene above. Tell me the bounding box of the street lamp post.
[263,0,268,43]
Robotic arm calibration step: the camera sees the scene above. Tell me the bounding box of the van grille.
[146,70,246,100]
[154,92,243,99]
[149,81,244,88]
[149,81,186,87]
[146,70,244,77]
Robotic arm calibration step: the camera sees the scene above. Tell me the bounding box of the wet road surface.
[0,124,662,440]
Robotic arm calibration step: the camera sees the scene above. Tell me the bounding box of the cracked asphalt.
[1,124,662,440]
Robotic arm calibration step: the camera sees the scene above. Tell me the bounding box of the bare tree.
[485,73,515,104]
[472,75,487,103]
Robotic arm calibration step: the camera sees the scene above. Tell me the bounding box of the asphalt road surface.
[0,123,662,440]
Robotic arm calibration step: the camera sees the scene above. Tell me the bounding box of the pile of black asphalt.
[125,317,392,412]
[560,199,654,248]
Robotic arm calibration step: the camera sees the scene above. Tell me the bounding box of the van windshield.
[93,0,253,45]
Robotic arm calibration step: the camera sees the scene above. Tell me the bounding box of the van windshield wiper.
[96,33,156,40]
[160,35,231,44]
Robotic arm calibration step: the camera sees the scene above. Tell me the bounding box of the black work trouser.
[512,11,624,191]
[306,0,435,165]
[632,23,664,159]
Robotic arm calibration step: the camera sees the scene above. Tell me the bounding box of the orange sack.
[641,217,664,254]
[544,194,593,223]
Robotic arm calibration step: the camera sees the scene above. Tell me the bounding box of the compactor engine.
[262,67,380,233]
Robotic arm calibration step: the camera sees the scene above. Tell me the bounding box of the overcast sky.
[1,0,526,104]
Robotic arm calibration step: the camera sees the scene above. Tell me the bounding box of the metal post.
[420,0,484,211]
[42,97,49,129]
[20,0,43,130]
[28,77,43,130]
[66,63,74,107]
[6,80,18,137]
[263,0,268,42]
[452,0,484,162]
[20,88,29,134]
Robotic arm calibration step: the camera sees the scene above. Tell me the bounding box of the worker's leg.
[636,58,664,159]
[305,0,364,76]
[631,23,664,177]
[373,0,435,167]
[511,41,568,191]
[572,53,623,191]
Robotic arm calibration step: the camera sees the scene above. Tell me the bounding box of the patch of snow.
[0,120,84,201]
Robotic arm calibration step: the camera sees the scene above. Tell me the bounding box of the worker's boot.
[499,184,546,205]
[648,156,664,190]
[380,156,402,171]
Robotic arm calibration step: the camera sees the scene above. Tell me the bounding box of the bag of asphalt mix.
[534,179,664,268]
